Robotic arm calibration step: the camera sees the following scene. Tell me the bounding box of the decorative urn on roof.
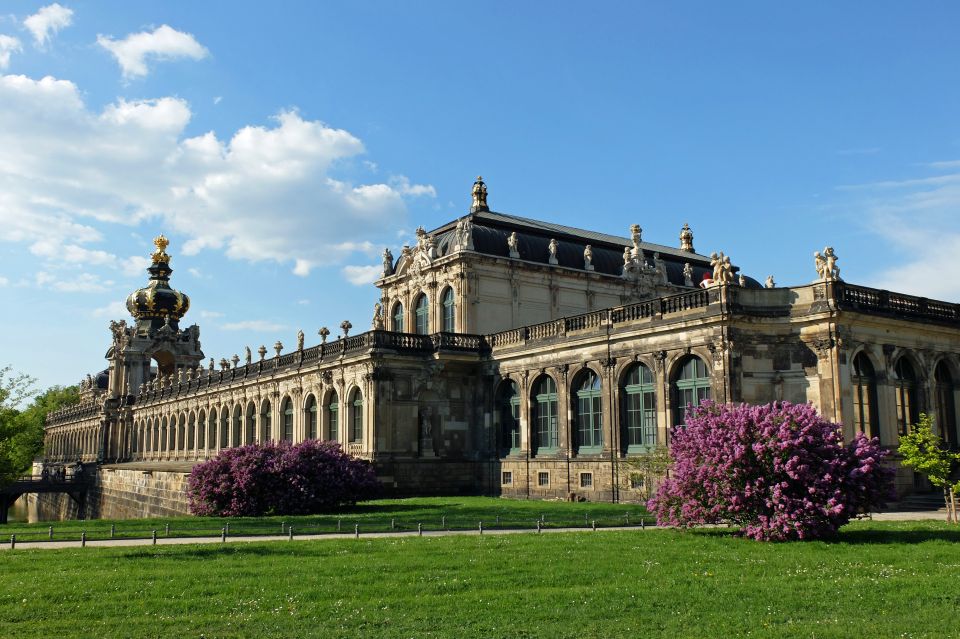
[125,235,191,331]
[470,176,488,213]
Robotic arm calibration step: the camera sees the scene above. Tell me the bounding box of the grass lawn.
[1,520,959,638]
[1,496,650,542]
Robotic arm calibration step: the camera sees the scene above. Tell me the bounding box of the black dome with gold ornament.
[125,235,191,331]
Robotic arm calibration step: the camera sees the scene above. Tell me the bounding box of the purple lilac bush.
[648,401,895,541]
[187,439,379,516]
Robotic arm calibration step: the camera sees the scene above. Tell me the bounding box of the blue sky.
[1,1,959,390]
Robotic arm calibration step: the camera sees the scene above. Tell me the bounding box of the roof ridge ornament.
[152,234,171,264]
[680,222,695,253]
[471,176,488,213]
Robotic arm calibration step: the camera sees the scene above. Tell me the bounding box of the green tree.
[1,366,79,488]
[898,414,960,524]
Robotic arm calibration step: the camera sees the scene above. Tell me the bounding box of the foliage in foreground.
[187,439,379,516]
[1,366,78,488]
[898,413,960,523]
[1,522,958,639]
[649,401,895,541]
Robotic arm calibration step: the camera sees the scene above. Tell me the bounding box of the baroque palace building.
[42,178,960,517]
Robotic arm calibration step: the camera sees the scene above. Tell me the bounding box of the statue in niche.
[471,176,488,212]
[583,245,594,271]
[382,248,394,276]
[548,238,559,265]
[372,302,384,330]
[765,275,776,289]
[683,262,694,287]
[507,231,520,258]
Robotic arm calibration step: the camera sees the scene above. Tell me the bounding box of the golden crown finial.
[152,234,171,263]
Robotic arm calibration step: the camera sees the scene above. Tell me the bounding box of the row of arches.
[851,353,958,446]
[390,287,456,334]
[495,356,712,456]
[130,388,365,460]
[46,426,100,461]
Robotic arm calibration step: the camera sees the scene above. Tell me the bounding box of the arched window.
[935,362,958,449]
[574,371,602,453]
[328,391,339,441]
[533,376,559,454]
[232,405,242,447]
[672,356,711,426]
[282,397,294,442]
[245,403,256,444]
[893,357,918,438]
[392,302,404,333]
[415,293,429,335]
[219,407,229,448]
[442,288,455,332]
[622,363,657,451]
[177,414,186,453]
[496,380,521,454]
[187,414,195,451]
[305,395,318,440]
[349,388,363,442]
[260,400,272,442]
[852,352,879,442]
[197,410,205,449]
[207,410,217,451]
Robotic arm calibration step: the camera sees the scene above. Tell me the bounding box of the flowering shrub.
[187,439,379,517]
[648,401,894,541]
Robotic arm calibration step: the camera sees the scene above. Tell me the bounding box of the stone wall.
[29,465,192,522]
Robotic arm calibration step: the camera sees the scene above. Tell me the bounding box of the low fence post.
[152,530,157,545]
[288,526,294,541]
[354,524,359,539]
[81,531,86,547]
[418,523,422,536]
[592,520,597,531]
[479,521,483,535]
[9,534,14,550]
[48,526,53,541]
[221,527,226,543]
[110,524,116,538]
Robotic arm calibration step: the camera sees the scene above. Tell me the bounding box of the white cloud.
[296,299,310,305]
[213,96,222,105]
[0,275,9,287]
[0,35,21,69]
[92,300,127,318]
[0,73,426,283]
[342,264,381,286]
[97,25,208,78]
[199,310,224,319]
[390,175,436,197]
[34,270,111,292]
[851,165,960,301]
[23,4,73,47]
[221,320,287,332]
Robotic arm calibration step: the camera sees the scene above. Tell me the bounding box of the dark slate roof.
[427,210,762,288]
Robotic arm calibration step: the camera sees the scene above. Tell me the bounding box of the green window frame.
[534,376,559,454]
[245,404,256,444]
[893,357,918,438]
[220,409,229,448]
[935,362,957,449]
[282,399,294,442]
[306,395,317,440]
[350,389,363,442]
[392,303,404,332]
[497,381,521,454]
[442,287,455,332]
[852,352,879,442]
[232,407,241,447]
[415,294,429,335]
[673,356,711,426]
[623,363,657,451]
[328,392,339,441]
[575,371,602,454]
[260,400,272,442]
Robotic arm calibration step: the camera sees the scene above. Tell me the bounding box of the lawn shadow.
[336,503,445,515]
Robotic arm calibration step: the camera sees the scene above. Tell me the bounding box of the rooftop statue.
[507,231,520,258]
[548,238,559,265]
[471,176,488,213]
[382,248,394,276]
[679,222,695,253]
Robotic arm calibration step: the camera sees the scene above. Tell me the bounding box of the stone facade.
[42,179,960,518]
